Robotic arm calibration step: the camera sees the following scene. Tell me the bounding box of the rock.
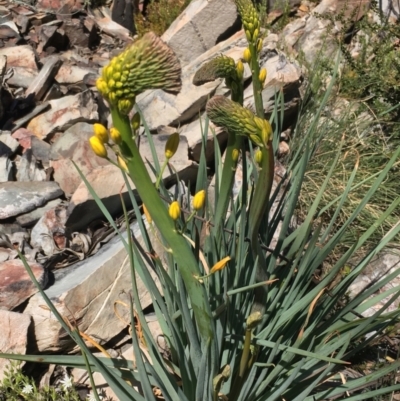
[50,122,110,196]
[0,310,31,381]
[348,252,400,318]
[0,182,63,219]
[36,0,85,14]
[0,131,19,156]
[16,150,47,181]
[16,199,62,227]
[0,157,13,182]
[278,141,290,157]
[54,64,98,85]
[0,45,38,71]
[0,259,47,310]
[26,92,98,140]
[24,222,159,352]
[181,116,227,163]
[137,30,248,131]
[66,134,198,231]
[162,0,239,67]
[30,205,68,256]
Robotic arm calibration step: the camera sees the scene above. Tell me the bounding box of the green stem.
[249,42,264,119]
[212,80,244,236]
[110,106,214,346]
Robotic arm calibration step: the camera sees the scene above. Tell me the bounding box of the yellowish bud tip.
[261,120,272,145]
[131,113,141,131]
[259,68,267,85]
[142,203,152,223]
[110,127,122,145]
[165,132,180,160]
[117,155,128,172]
[257,38,263,53]
[236,60,244,81]
[89,136,108,159]
[232,148,239,163]
[210,256,231,274]
[252,29,259,42]
[193,190,206,211]
[243,48,251,64]
[118,99,134,115]
[169,201,181,221]
[93,123,109,144]
[254,149,263,165]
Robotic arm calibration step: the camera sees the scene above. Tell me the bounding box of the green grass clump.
[135,0,191,36]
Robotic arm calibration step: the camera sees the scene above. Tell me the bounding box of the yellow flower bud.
[243,48,251,64]
[117,155,128,172]
[118,99,134,115]
[261,120,272,145]
[252,29,259,42]
[110,127,122,144]
[245,30,252,42]
[165,132,180,160]
[131,113,141,132]
[259,68,267,85]
[236,60,244,80]
[232,148,239,163]
[193,190,206,211]
[93,123,108,144]
[255,149,263,165]
[210,256,231,274]
[89,136,108,158]
[257,38,263,53]
[142,203,152,223]
[169,201,180,221]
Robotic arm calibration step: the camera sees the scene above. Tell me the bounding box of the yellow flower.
[169,201,180,221]
[93,123,109,144]
[210,256,231,274]
[254,149,263,165]
[236,60,244,80]
[89,136,108,158]
[110,127,122,144]
[165,133,180,160]
[193,190,206,211]
[243,48,251,64]
[117,155,128,172]
[131,113,141,131]
[232,148,239,163]
[259,68,267,85]
[143,203,152,223]
[256,38,263,53]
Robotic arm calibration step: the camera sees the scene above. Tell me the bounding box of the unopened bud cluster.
[206,96,272,148]
[235,0,260,43]
[96,32,181,115]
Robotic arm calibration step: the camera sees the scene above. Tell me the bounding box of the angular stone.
[0,157,13,182]
[50,122,110,196]
[24,222,159,352]
[16,198,62,227]
[66,135,197,231]
[181,116,227,163]
[0,132,19,156]
[137,30,248,131]
[26,92,98,140]
[0,310,31,381]
[162,0,239,66]
[30,204,68,256]
[55,64,98,85]
[16,150,47,182]
[0,259,47,310]
[0,182,63,219]
[0,45,38,71]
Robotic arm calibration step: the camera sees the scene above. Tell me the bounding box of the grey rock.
[0,259,47,310]
[0,157,13,182]
[162,0,240,67]
[0,132,19,156]
[16,198,63,227]
[24,222,159,352]
[16,150,47,182]
[0,310,31,381]
[0,182,63,219]
[26,92,98,140]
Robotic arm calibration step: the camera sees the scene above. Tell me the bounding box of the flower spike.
[97,32,182,114]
